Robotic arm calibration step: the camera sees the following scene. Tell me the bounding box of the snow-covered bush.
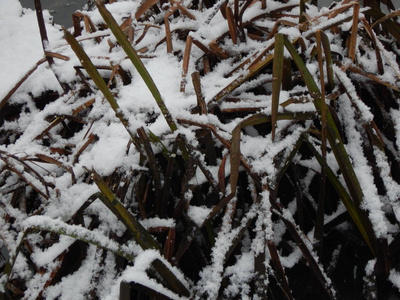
[1,0,400,298]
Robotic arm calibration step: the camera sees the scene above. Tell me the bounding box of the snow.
[336,91,388,238]
[22,215,141,260]
[390,269,400,294]
[43,245,100,300]
[390,108,400,150]
[196,200,237,299]
[223,251,254,299]
[30,235,75,267]
[140,217,176,229]
[0,0,62,101]
[373,146,400,223]
[78,122,132,175]
[2,0,400,298]
[252,190,272,254]
[196,200,258,298]
[104,250,190,300]
[187,205,211,227]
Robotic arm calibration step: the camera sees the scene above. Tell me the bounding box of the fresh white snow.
[2,0,400,298]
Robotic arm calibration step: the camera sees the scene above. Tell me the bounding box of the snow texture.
[2,0,400,298]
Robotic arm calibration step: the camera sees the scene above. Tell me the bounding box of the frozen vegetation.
[1,0,400,299]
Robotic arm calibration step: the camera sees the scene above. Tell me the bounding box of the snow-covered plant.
[1,0,400,298]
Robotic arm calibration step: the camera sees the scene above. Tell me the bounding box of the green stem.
[95,1,177,132]
[63,27,136,142]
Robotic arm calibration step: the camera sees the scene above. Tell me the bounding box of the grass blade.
[226,5,238,44]
[346,65,400,92]
[191,72,207,115]
[273,135,304,188]
[364,1,400,43]
[0,58,47,110]
[371,9,400,28]
[230,125,241,195]
[34,0,70,93]
[181,36,193,93]
[208,43,275,105]
[137,127,163,215]
[135,0,159,20]
[96,1,177,132]
[92,170,160,250]
[271,34,284,141]
[299,0,307,24]
[274,208,336,299]
[230,112,313,192]
[348,3,360,62]
[63,28,137,142]
[283,36,377,255]
[92,170,191,297]
[305,136,375,255]
[284,37,360,202]
[2,231,27,279]
[267,239,294,300]
[314,30,327,253]
[319,31,335,90]
[361,17,384,75]
[23,215,136,261]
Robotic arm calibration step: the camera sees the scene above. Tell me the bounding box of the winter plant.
[1,0,400,298]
